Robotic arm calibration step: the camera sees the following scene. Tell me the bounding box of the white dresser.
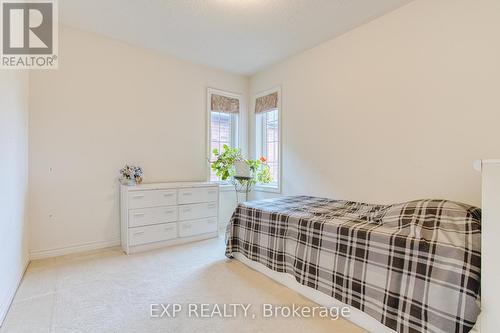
[120,182,219,254]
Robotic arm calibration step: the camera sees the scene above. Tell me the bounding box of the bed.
[225,196,481,333]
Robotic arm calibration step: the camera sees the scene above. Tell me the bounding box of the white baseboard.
[0,258,29,327]
[126,233,217,254]
[29,239,121,260]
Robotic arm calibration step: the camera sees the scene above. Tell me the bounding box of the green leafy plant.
[211,144,272,187]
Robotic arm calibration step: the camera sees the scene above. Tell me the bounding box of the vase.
[121,178,136,186]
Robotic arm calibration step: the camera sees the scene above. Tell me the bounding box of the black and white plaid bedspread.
[225,196,481,333]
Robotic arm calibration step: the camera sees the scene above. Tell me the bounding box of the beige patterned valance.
[211,94,239,114]
[255,92,278,114]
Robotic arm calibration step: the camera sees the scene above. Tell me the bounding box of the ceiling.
[60,0,414,75]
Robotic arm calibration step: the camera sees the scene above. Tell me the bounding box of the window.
[255,88,281,191]
[207,88,240,182]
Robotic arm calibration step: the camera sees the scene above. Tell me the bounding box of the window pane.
[210,109,237,182]
[267,141,275,162]
[273,109,278,121]
[268,162,278,184]
[210,113,220,143]
[209,139,220,182]
[267,123,278,143]
[259,107,279,187]
[219,113,232,142]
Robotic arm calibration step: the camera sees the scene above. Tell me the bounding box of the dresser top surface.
[121,181,219,191]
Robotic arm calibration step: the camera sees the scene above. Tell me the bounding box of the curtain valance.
[211,94,239,113]
[255,92,278,113]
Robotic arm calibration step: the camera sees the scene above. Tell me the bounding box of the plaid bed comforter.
[225,196,481,333]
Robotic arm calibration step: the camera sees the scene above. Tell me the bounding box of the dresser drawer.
[128,190,177,209]
[129,206,178,228]
[178,218,218,238]
[178,202,217,221]
[128,223,177,246]
[178,187,218,204]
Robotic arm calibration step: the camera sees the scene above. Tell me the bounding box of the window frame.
[206,88,242,184]
[254,86,282,193]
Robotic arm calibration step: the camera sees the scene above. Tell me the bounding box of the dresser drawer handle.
[133,231,145,236]
[164,226,175,231]
[182,192,192,196]
[163,193,174,197]
[133,213,145,217]
[164,210,174,214]
[132,195,145,199]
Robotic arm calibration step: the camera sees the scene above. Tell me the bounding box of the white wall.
[249,0,500,207]
[27,0,500,257]
[0,71,30,324]
[29,26,248,256]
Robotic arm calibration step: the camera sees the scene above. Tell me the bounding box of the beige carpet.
[1,237,365,333]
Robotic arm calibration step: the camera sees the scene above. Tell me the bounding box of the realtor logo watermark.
[1,0,58,69]
[150,303,352,321]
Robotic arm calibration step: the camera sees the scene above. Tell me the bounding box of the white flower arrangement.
[120,165,144,184]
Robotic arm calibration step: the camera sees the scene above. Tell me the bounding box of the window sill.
[210,182,280,193]
[254,184,281,194]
